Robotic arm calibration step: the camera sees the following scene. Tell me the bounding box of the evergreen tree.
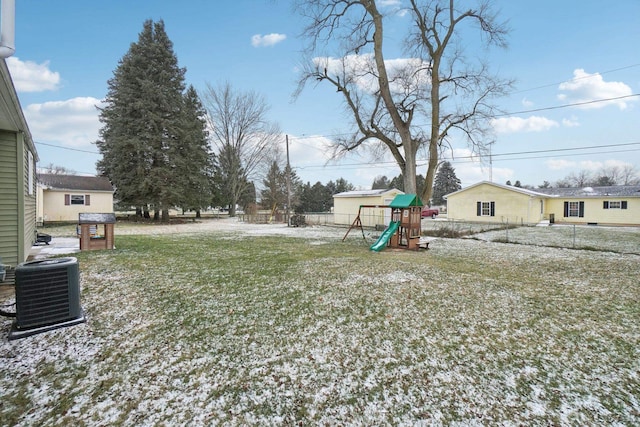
[297,181,332,213]
[176,85,212,216]
[332,178,355,194]
[261,161,287,212]
[432,161,461,205]
[239,181,257,211]
[389,175,404,192]
[215,144,243,210]
[372,175,390,189]
[96,19,195,222]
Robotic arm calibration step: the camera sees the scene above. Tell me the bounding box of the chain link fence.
[423,219,640,255]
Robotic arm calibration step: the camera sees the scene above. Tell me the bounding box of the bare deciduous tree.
[40,163,76,175]
[295,0,511,202]
[619,164,640,185]
[201,82,280,216]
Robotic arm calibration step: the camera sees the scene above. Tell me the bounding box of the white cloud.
[5,56,61,92]
[24,97,104,147]
[557,69,634,110]
[491,116,559,134]
[251,33,286,48]
[313,54,430,95]
[442,147,512,186]
[378,0,402,6]
[545,159,576,170]
[561,116,580,127]
[602,159,634,169]
[579,160,603,171]
[521,97,534,107]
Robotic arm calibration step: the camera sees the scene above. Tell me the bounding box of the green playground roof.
[389,193,423,208]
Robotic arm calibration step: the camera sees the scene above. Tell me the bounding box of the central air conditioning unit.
[9,257,86,340]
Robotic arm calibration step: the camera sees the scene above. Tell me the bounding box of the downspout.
[0,0,16,58]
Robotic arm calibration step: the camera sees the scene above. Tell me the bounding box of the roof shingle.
[38,174,114,192]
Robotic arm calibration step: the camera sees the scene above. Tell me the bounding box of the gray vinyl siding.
[0,130,19,267]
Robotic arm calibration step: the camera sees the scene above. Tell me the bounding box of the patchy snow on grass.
[2,219,639,425]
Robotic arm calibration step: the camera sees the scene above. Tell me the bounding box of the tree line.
[511,165,640,190]
[371,161,461,206]
[98,0,513,222]
[96,20,353,220]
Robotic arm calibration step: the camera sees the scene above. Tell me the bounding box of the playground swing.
[343,194,431,252]
[341,204,388,242]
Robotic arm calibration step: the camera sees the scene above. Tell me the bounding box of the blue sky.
[6,0,640,189]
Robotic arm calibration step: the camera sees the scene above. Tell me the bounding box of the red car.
[421,207,439,218]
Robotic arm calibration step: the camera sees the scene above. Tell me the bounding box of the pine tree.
[432,161,461,205]
[175,85,212,216]
[261,161,287,213]
[96,19,195,222]
[332,178,355,194]
[372,175,391,189]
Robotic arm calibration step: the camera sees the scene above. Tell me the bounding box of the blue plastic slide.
[370,221,400,252]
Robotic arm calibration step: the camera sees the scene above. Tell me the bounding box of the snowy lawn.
[1,220,639,425]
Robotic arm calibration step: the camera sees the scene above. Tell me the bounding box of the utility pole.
[286,134,292,226]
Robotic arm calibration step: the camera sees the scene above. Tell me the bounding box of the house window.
[71,195,85,205]
[603,201,627,209]
[65,194,91,206]
[476,201,495,217]
[563,201,584,218]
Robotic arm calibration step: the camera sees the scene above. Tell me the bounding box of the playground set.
[342,194,433,252]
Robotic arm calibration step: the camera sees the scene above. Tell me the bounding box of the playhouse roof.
[389,194,423,208]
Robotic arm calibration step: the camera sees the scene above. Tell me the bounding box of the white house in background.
[333,188,404,227]
[37,174,114,223]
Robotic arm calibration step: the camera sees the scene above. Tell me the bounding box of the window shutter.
[563,202,569,217]
[65,194,70,206]
[603,201,609,209]
[578,201,585,218]
[477,201,481,216]
[85,194,91,206]
[490,201,495,217]
[622,201,627,209]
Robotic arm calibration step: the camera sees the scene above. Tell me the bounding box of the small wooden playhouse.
[385,194,423,250]
[368,193,424,251]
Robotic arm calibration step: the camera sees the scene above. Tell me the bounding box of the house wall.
[20,134,37,263]
[0,130,19,267]
[447,183,544,225]
[41,190,114,223]
[0,130,36,268]
[334,191,402,227]
[546,197,639,226]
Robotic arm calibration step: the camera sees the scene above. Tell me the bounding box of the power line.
[292,63,640,138]
[511,63,640,94]
[34,134,640,173]
[294,141,640,171]
[493,94,640,117]
[492,141,640,158]
[34,140,99,154]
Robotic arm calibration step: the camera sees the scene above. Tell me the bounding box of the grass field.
[1,221,639,425]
